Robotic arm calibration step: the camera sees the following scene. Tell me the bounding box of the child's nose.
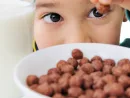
[64,24,92,43]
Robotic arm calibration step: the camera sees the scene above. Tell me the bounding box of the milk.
[0,1,34,98]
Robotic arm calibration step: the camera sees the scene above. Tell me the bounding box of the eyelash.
[41,7,109,23]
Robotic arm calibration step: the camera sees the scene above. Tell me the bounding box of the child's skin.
[34,0,130,49]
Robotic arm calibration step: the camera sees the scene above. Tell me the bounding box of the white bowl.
[14,43,130,98]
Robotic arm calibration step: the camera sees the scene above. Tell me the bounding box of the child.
[33,0,130,51]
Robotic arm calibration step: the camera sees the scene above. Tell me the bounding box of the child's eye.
[88,8,106,18]
[43,13,62,23]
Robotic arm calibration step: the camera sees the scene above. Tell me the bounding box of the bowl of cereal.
[14,43,130,98]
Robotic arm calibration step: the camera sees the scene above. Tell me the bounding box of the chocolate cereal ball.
[49,73,60,83]
[102,74,116,84]
[60,64,74,74]
[93,78,106,89]
[117,59,130,66]
[67,58,78,69]
[90,71,104,79]
[75,70,86,77]
[68,87,83,97]
[91,56,102,62]
[79,57,90,66]
[62,73,72,79]
[92,60,103,71]
[30,84,38,90]
[78,95,87,98]
[83,75,93,89]
[58,76,69,91]
[103,65,113,75]
[47,68,61,75]
[112,66,126,77]
[72,49,83,60]
[125,87,130,97]
[108,96,117,98]
[52,93,65,98]
[50,83,62,93]
[122,63,130,74]
[36,82,54,96]
[118,75,130,88]
[104,83,124,96]
[85,89,94,98]
[80,63,94,74]
[69,75,83,87]
[27,75,39,86]
[39,75,50,84]
[103,59,115,66]
[96,3,110,14]
[93,89,107,98]
[57,60,68,69]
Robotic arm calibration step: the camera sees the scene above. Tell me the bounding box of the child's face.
[34,0,125,49]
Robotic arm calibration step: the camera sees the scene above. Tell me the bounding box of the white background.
[120,21,130,43]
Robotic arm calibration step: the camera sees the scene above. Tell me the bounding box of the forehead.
[36,0,92,8]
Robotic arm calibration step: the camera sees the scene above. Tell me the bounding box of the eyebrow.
[36,1,59,9]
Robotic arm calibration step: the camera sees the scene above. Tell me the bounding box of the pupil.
[50,13,60,22]
[93,8,103,17]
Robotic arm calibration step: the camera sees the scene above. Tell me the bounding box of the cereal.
[125,87,130,97]
[103,65,113,74]
[80,63,94,74]
[112,66,127,77]
[72,49,83,60]
[78,94,87,98]
[50,83,62,93]
[58,76,69,90]
[83,75,93,89]
[48,68,61,75]
[96,3,110,14]
[92,60,103,71]
[60,64,74,74]
[26,48,130,98]
[93,78,106,89]
[57,60,68,69]
[68,87,83,97]
[62,73,72,79]
[108,96,117,98]
[104,83,124,96]
[118,75,130,88]
[49,73,60,83]
[30,84,38,90]
[103,59,115,66]
[93,89,107,98]
[52,93,65,98]
[26,75,39,86]
[69,75,83,87]
[91,56,102,62]
[122,64,130,74]
[76,70,86,77]
[90,71,104,79]
[79,57,90,66]
[85,89,94,98]
[67,58,78,69]
[39,75,50,84]
[36,82,54,96]
[117,59,130,66]
[102,74,116,84]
